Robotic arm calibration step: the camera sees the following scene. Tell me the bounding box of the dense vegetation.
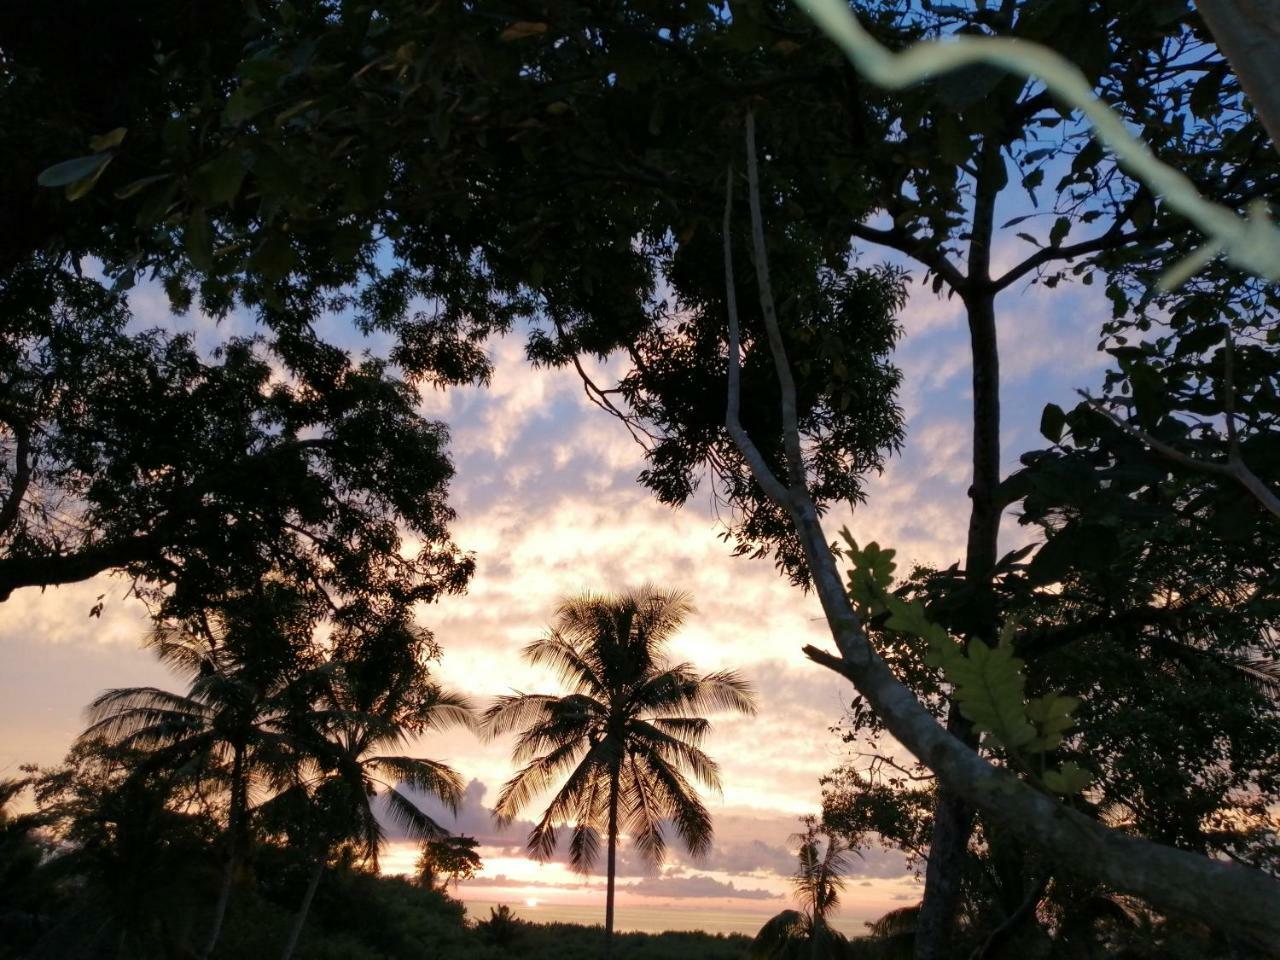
[4,0,1280,957]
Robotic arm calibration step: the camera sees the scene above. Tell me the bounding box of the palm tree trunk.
[603,766,620,959]
[280,857,324,960]
[201,746,245,960]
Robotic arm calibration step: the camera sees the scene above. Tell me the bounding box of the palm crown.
[483,586,756,871]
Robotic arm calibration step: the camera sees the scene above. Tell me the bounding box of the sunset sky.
[0,233,1110,933]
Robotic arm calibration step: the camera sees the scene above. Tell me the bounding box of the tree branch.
[0,423,32,539]
[847,221,968,294]
[1194,1,1280,158]
[724,122,1280,952]
[744,113,806,490]
[797,0,1280,287]
[1080,389,1280,520]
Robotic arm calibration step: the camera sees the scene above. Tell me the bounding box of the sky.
[0,231,1112,935]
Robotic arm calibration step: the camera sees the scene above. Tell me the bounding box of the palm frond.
[480,693,560,739]
[749,910,810,960]
[524,632,608,696]
[865,904,919,939]
[622,755,667,867]
[628,718,722,791]
[524,740,616,867]
[639,667,757,719]
[383,785,449,842]
[370,755,464,813]
[647,716,712,743]
[1229,654,1280,698]
[85,687,208,726]
[493,738,590,824]
[420,687,479,731]
[636,750,713,859]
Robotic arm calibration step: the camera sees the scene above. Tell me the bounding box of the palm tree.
[483,585,756,956]
[752,817,852,960]
[82,592,314,959]
[276,640,473,960]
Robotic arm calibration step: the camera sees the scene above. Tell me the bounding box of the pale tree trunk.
[201,746,245,960]
[1194,1,1280,155]
[722,123,1280,954]
[603,767,620,960]
[280,857,325,960]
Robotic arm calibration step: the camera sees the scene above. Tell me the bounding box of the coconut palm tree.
[483,586,756,957]
[82,590,316,959]
[751,817,852,960]
[276,634,473,960]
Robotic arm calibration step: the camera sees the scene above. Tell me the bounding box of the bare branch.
[744,113,806,490]
[722,163,792,508]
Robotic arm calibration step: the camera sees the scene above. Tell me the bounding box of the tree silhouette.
[275,630,473,960]
[483,586,755,956]
[81,588,316,959]
[751,817,852,960]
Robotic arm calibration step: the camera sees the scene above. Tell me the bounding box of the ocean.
[458,898,867,938]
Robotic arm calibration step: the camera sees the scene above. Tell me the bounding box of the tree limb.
[1079,387,1280,520]
[0,423,32,539]
[1194,1,1280,158]
[797,0,1280,287]
[723,123,1280,953]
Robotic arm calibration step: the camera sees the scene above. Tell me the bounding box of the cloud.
[627,874,779,901]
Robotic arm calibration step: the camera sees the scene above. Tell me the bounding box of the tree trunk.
[727,119,1280,955]
[604,767,620,960]
[201,746,245,960]
[1194,1,1280,156]
[916,143,1004,958]
[280,858,324,960]
[914,710,978,959]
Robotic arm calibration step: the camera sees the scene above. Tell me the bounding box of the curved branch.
[723,133,1280,952]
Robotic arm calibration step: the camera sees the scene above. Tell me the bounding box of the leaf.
[936,113,969,165]
[1015,231,1041,247]
[184,210,214,272]
[500,21,548,41]
[193,152,246,205]
[114,174,172,200]
[89,127,128,151]
[544,101,572,116]
[275,99,319,127]
[37,153,112,188]
[1025,693,1080,752]
[64,155,114,201]
[947,640,1036,750]
[237,57,293,85]
[251,233,297,281]
[225,85,263,126]
[1039,403,1066,443]
[883,595,951,655]
[1028,524,1119,585]
[1043,761,1093,795]
[1049,216,1070,247]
